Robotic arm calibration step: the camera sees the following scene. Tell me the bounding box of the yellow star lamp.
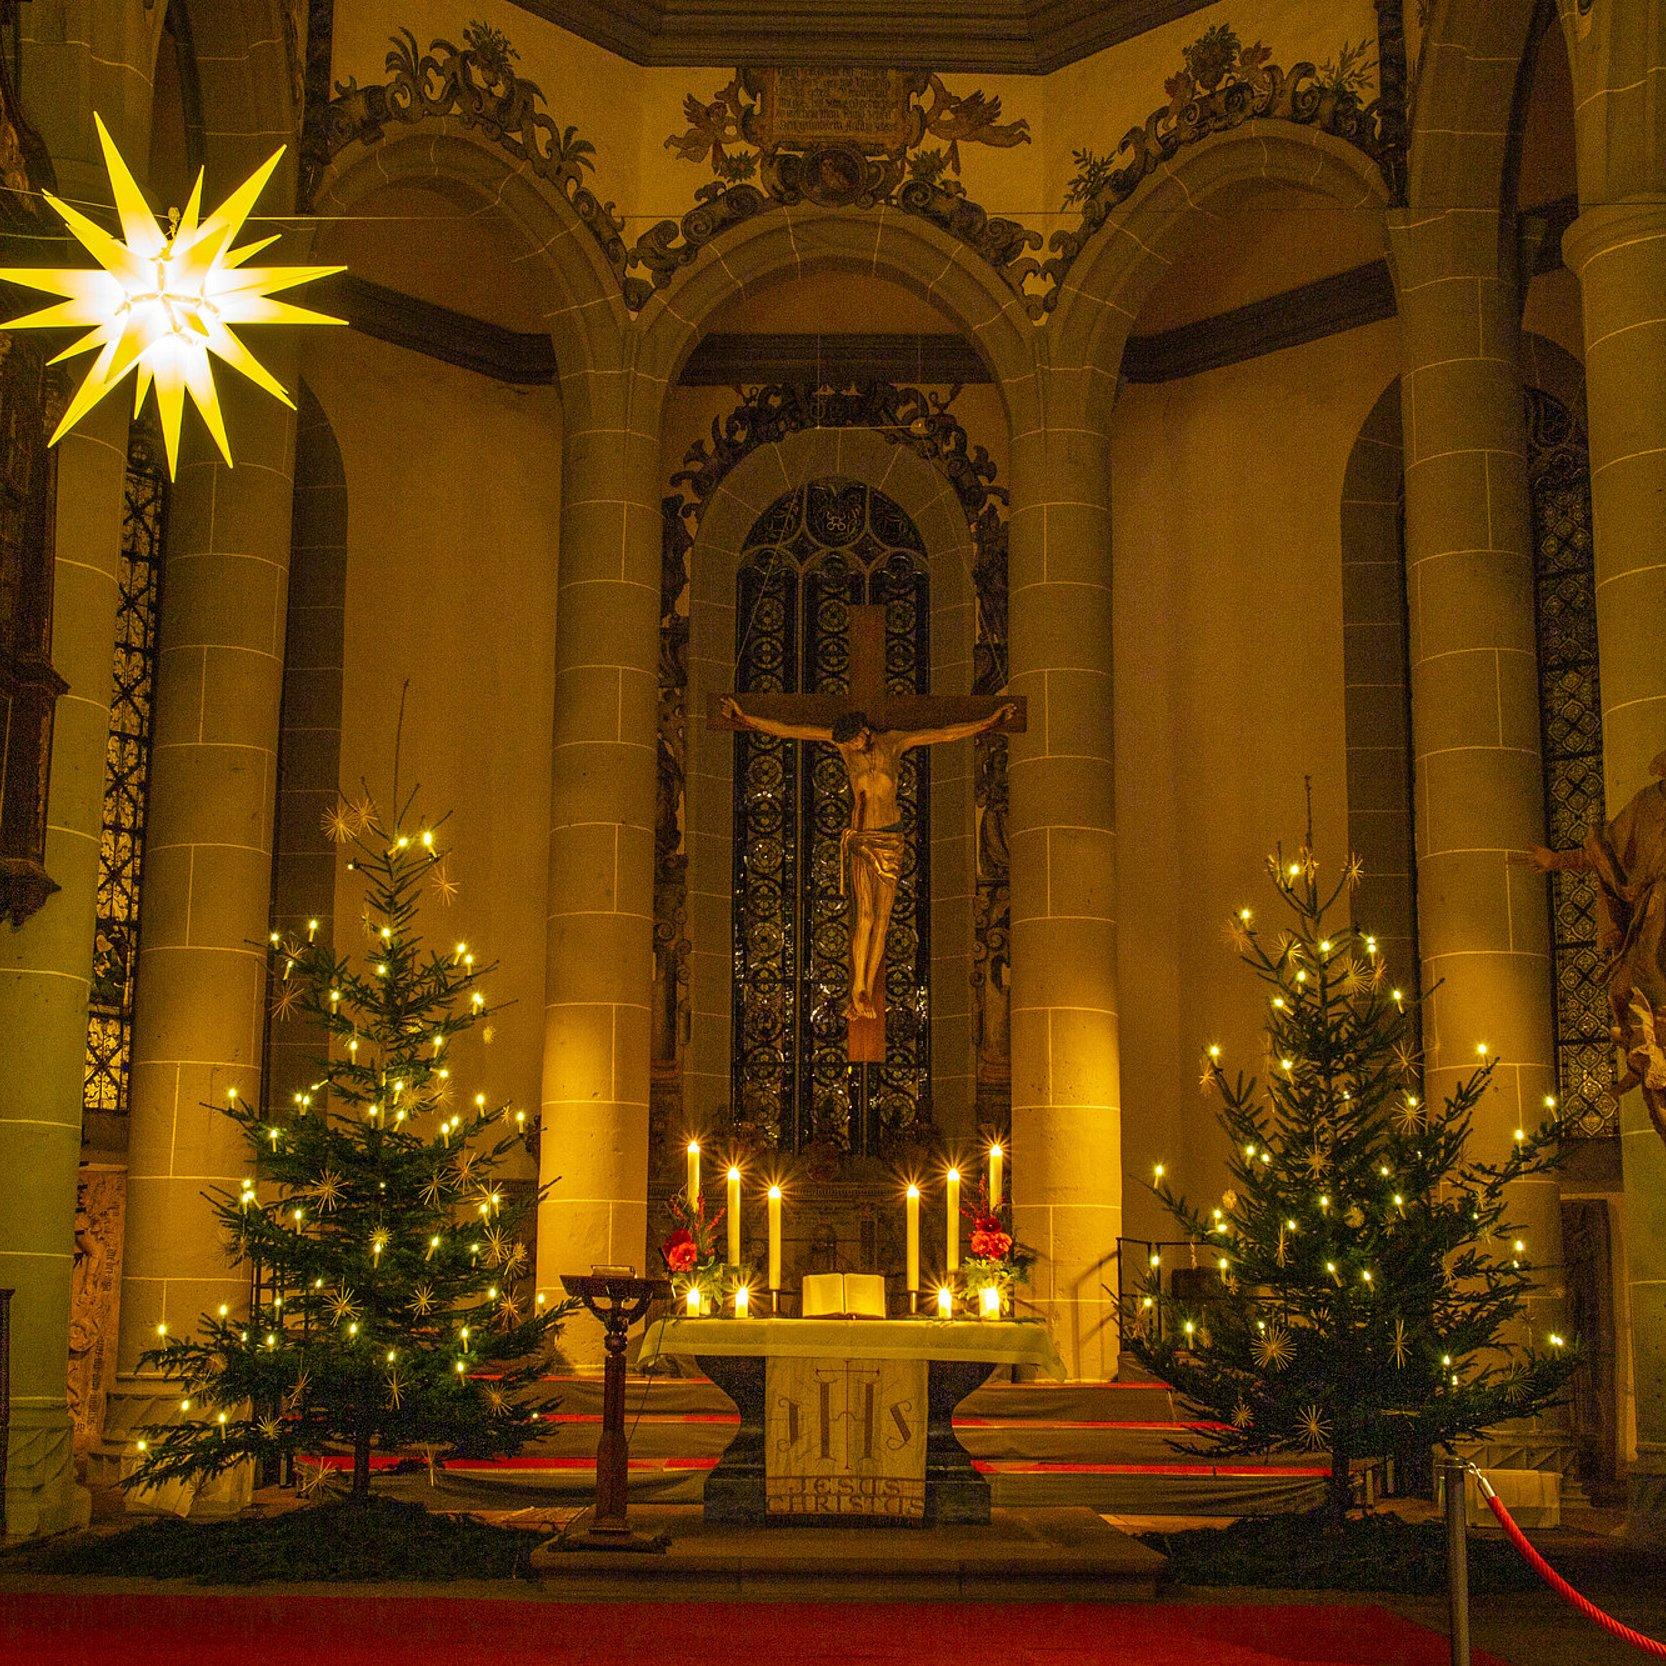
[0,114,343,476]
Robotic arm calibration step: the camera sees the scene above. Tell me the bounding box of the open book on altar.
[801,1272,887,1319]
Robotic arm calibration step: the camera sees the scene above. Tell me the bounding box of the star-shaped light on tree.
[1297,1403,1331,1451]
[0,114,343,476]
[1253,1322,1293,1371]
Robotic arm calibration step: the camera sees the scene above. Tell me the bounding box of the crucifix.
[711,604,1025,1063]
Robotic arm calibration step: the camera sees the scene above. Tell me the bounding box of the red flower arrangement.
[956,1174,1031,1314]
[970,1216,1013,1262]
[662,1227,698,1273]
[659,1188,729,1309]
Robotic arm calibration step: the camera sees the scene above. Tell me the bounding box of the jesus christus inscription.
[763,1357,928,1519]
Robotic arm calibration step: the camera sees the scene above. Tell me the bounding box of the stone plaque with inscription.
[752,69,913,153]
[764,1355,926,1520]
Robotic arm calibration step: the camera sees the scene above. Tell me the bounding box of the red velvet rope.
[1483,1489,1666,1659]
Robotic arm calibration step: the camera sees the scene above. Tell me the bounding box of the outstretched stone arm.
[899,700,1021,751]
[1517,843,1594,874]
[716,694,833,743]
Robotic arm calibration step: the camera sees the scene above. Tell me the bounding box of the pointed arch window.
[83,423,167,1121]
[1528,387,1612,1139]
[732,480,932,1154]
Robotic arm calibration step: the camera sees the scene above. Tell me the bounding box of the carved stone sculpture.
[1524,750,1666,1144]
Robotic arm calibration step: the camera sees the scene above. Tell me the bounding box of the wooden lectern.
[549,1271,671,1553]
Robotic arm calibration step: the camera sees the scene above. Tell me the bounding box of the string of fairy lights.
[128,799,566,1477]
[1132,856,1571,1409]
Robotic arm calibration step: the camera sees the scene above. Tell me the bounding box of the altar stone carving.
[765,1356,927,1519]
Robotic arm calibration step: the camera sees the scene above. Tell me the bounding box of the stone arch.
[1340,378,1418,992]
[1521,330,1587,421]
[308,126,629,380]
[171,0,299,182]
[1046,123,1391,427]
[1409,0,1543,214]
[680,427,992,1148]
[634,206,1042,433]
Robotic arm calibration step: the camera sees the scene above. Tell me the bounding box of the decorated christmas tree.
[126,786,572,1502]
[1129,841,1575,1528]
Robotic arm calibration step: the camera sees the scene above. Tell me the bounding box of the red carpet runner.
[0,1593,1500,1665]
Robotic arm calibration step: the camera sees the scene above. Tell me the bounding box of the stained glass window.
[83,422,167,1120]
[1527,387,1612,1139]
[732,480,932,1154]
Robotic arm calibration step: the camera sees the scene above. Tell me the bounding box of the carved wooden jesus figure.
[711,605,1024,1063]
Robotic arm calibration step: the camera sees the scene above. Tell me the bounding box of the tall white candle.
[989,1144,1004,1210]
[686,1140,700,1213]
[946,1168,960,1274]
[767,1185,782,1290]
[906,1184,920,1293]
[727,1167,742,1266]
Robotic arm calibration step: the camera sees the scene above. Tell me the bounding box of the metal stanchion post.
[1445,1455,1472,1666]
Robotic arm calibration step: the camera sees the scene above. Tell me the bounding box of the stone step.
[411,1371,1335,1515]
[529,1505,1169,1599]
[530,1409,1248,1465]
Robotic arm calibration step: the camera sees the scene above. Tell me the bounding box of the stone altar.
[637,1316,1065,1525]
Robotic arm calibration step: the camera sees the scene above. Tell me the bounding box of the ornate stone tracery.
[653,68,1042,316]
[307,22,631,284]
[81,422,167,1123]
[1526,385,1612,1140]
[0,47,67,930]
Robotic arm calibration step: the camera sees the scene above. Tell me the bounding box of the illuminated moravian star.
[0,114,343,476]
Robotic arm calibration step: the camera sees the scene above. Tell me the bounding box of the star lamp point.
[0,113,344,477]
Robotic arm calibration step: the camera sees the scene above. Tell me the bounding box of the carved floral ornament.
[310,19,1399,318]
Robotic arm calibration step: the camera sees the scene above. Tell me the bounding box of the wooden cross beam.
[710,604,1025,1063]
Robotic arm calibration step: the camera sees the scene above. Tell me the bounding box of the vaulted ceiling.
[509,0,1215,71]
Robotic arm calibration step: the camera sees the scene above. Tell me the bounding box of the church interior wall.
[1523,268,1584,366]
[1131,184,1387,335]
[327,0,1388,329]
[300,330,563,1179]
[2,0,1660,1548]
[1110,313,1400,1241]
[1040,0,1383,215]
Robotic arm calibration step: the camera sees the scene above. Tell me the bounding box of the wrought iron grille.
[732,480,932,1154]
[83,423,167,1120]
[1527,387,1612,1139]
